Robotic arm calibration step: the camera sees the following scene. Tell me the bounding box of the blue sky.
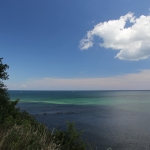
[1,0,150,90]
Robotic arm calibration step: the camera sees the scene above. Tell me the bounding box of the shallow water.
[9,90,150,149]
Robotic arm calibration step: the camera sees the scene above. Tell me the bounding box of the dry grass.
[0,124,61,150]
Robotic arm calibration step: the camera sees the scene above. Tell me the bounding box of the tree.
[0,58,19,125]
[0,58,9,99]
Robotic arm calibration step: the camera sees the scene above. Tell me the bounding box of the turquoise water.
[9,90,150,112]
[8,90,150,149]
[9,90,150,104]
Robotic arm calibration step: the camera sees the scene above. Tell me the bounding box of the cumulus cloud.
[79,12,150,61]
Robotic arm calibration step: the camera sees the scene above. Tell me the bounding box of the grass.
[0,123,60,150]
[0,109,88,150]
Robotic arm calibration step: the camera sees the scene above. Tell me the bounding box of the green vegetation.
[54,122,86,150]
[0,123,60,150]
[0,58,87,150]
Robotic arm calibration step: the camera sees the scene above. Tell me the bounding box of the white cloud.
[8,70,150,90]
[79,12,150,61]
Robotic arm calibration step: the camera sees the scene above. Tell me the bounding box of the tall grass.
[0,122,60,150]
[0,111,88,150]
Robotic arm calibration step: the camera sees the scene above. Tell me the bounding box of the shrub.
[54,122,86,150]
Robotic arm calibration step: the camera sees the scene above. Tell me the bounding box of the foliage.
[54,122,86,150]
[0,57,9,95]
[0,58,19,125]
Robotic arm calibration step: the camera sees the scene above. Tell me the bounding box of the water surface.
[9,90,150,150]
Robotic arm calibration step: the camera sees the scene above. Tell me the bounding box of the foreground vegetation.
[0,58,87,150]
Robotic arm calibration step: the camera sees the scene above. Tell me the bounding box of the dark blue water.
[9,90,150,150]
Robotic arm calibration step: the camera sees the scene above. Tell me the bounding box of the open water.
[9,90,150,150]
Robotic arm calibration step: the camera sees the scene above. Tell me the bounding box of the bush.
[54,122,86,150]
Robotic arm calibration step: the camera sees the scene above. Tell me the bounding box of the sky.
[1,0,150,90]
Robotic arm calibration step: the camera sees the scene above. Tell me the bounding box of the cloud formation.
[79,12,150,61]
[8,70,150,90]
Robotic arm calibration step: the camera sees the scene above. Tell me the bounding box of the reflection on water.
[9,90,150,149]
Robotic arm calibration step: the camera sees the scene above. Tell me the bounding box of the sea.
[8,90,150,150]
